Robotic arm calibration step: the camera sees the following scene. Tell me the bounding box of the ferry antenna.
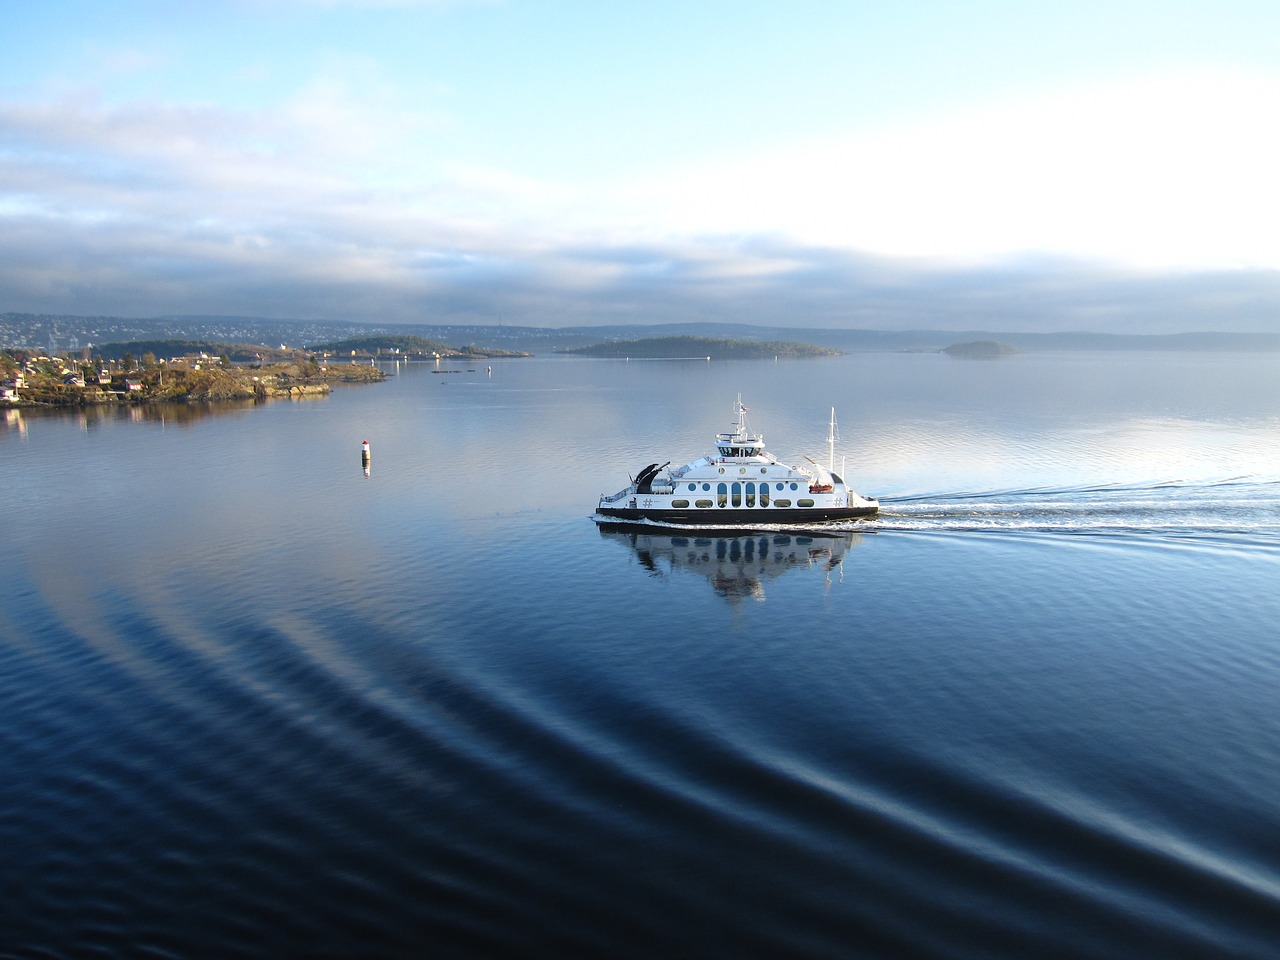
[827,407,839,474]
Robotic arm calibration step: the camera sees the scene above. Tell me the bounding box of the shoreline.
[1,362,386,408]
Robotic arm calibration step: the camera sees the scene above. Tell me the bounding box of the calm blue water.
[3,352,1280,958]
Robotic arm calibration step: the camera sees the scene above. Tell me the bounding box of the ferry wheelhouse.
[596,400,878,527]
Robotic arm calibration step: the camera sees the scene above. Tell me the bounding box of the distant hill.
[6,312,1280,355]
[558,336,842,359]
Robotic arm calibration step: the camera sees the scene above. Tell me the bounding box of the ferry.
[596,400,878,527]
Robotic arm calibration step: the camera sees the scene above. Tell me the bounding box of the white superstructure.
[596,399,878,527]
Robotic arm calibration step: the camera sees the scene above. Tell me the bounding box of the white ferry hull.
[596,501,877,526]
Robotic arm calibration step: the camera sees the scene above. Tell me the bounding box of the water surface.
[3,351,1279,958]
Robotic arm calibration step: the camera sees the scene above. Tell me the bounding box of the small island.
[2,351,385,407]
[943,340,1020,358]
[557,335,842,360]
[307,335,530,360]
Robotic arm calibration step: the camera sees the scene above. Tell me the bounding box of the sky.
[3,0,1280,332]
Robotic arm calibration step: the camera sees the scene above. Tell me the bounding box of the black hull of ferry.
[596,504,877,527]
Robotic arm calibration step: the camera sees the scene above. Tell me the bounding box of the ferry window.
[696,499,713,508]
[688,483,696,491]
[731,483,742,507]
[761,486,770,507]
[672,500,690,508]
[798,499,815,507]
[745,482,756,507]
[702,483,710,491]
[717,482,728,507]
[776,483,784,491]
[790,483,798,491]
[774,499,792,508]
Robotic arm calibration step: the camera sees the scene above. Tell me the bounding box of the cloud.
[609,69,1280,271]
[2,69,1280,332]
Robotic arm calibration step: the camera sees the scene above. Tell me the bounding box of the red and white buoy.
[361,439,371,476]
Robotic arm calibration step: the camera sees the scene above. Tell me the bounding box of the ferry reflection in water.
[597,524,861,602]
